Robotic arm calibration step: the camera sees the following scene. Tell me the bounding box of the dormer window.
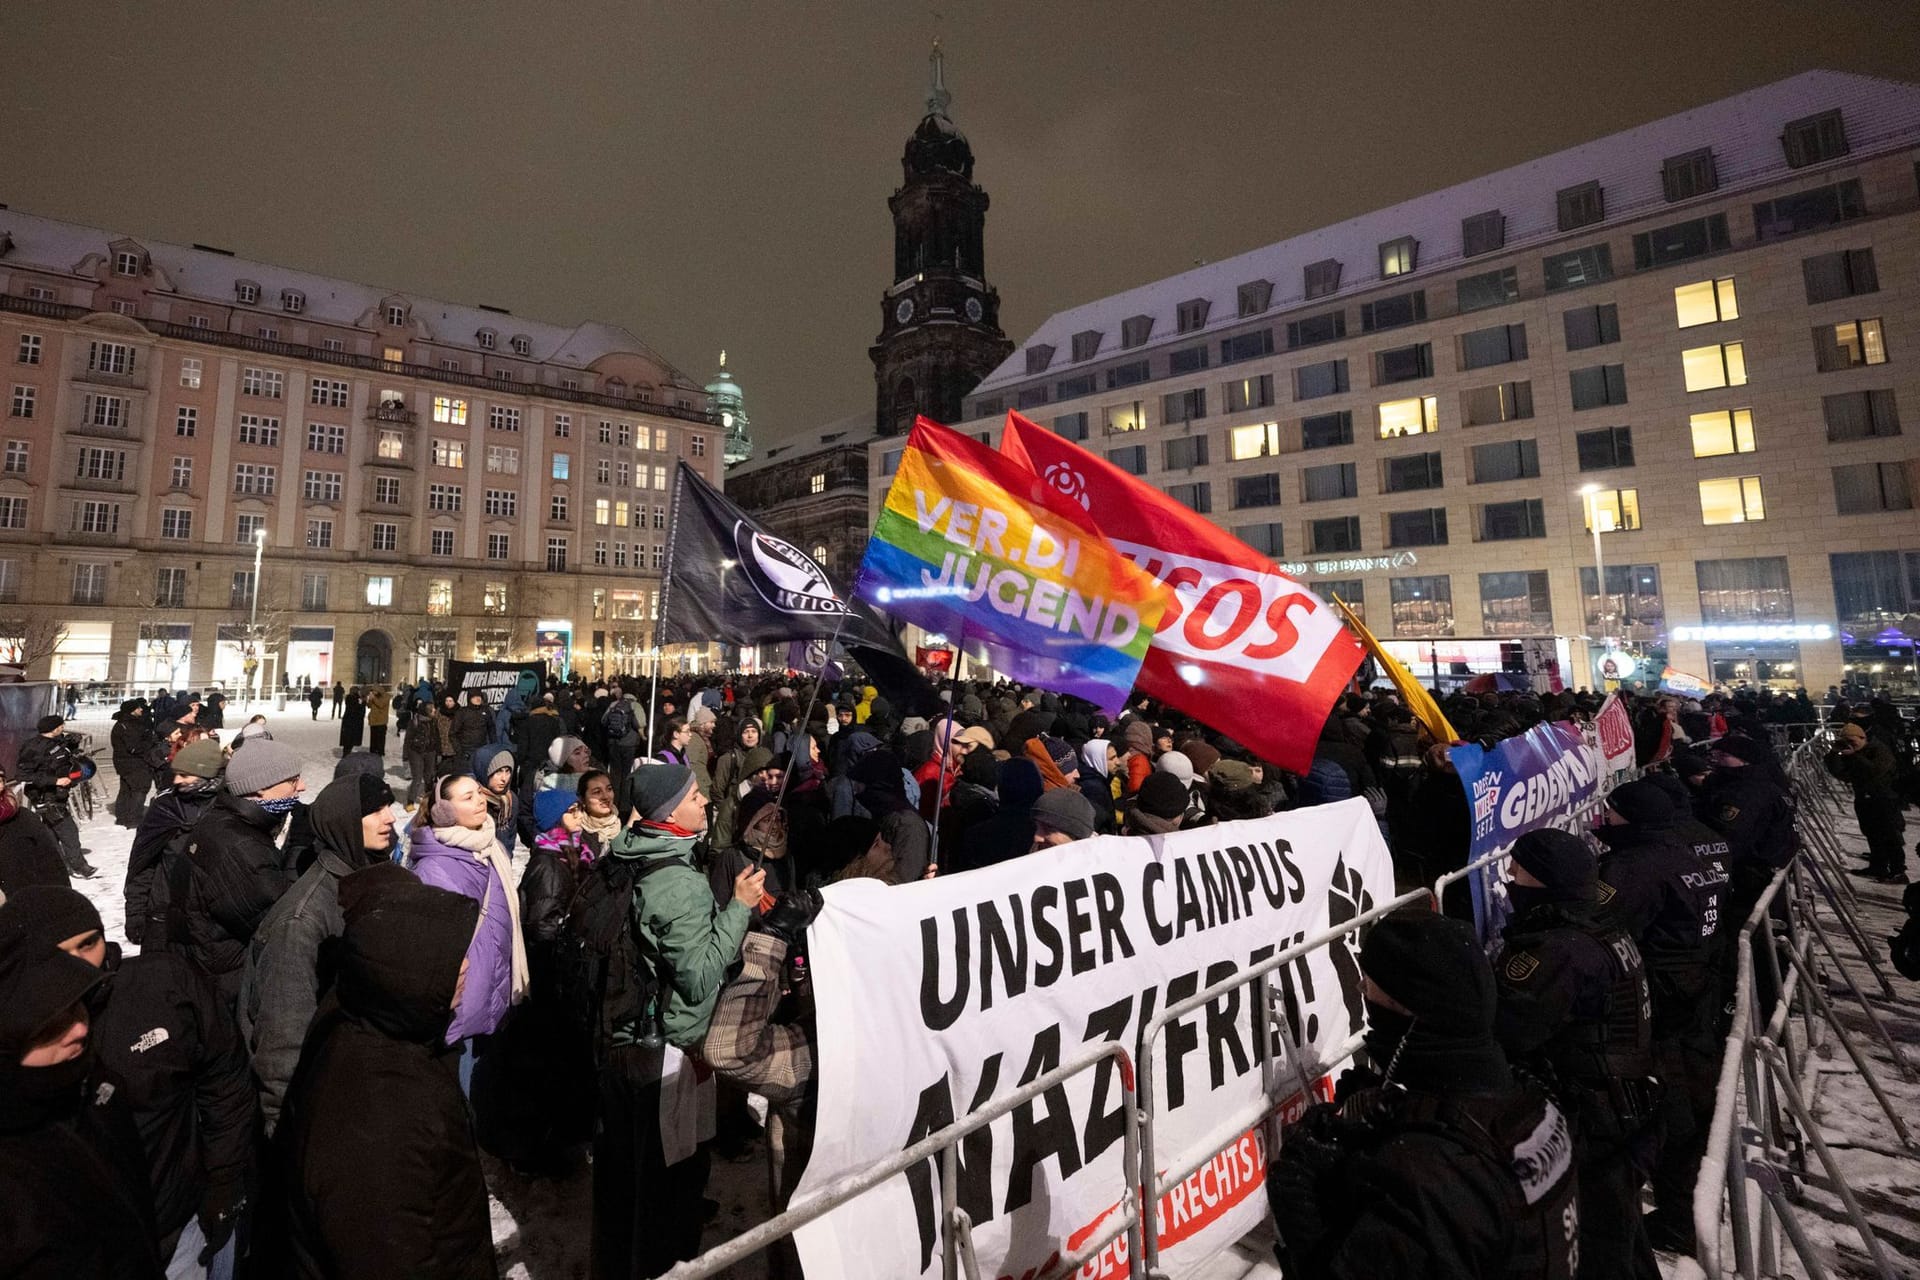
[1120,315,1154,348]
[0,232,13,257]
[236,280,261,305]
[1070,330,1102,363]
[384,303,407,327]
[1175,299,1211,333]
[510,334,531,356]
[1236,282,1272,317]
[477,329,497,350]
[1305,259,1342,300]
[1462,210,1506,257]
[605,377,627,397]
[113,251,142,277]
[1379,237,1418,277]
[1025,344,1056,375]
[281,290,305,313]
[1557,181,1605,231]
[1782,109,1847,168]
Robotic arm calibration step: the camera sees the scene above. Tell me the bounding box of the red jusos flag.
[1001,411,1362,773]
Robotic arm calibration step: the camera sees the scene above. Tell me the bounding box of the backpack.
[602,699,635,742]
[566,851,675,1065]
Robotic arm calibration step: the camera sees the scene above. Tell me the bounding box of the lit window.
[1583,488,1641,532]
[1376,396,1438,439]
[1681,343,1747,392]
[1674,278,1739,328]
[1815,319,1887,371]
[1698,476,1765,525]
[809,473,826,494]
[1378,236,1417,277]
[378,429,405,460]
[431,438,465,468]
[382,346,404,367]
[1689,409,1756,458]
[552,453,570,480]
[178,356,200,388]
[486,445,519,474]
[433,396,468,425]
[1104,401,1146,434]
[595,498,611,525]
[367,575,395,607]
[1230,422,1283,460]
[426,579,453,615]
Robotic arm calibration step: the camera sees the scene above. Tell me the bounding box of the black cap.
[1607,778,1675,827]
[1360,909,1495,1036]
[0,910,104,1052]
[35,715,64,734]
[1510,828,1598,902]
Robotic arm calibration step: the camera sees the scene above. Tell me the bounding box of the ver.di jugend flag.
[854,418,1168,715]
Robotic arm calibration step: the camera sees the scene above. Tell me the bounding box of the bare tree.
[0,612,69,673]
[395,622,458,683]
[220,606,289,697]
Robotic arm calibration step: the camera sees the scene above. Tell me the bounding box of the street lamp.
[1580,485,1607,636]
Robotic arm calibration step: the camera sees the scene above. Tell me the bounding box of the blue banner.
[1449,721,1607,945]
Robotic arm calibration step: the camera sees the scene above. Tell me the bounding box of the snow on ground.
[54,701,1920,1279]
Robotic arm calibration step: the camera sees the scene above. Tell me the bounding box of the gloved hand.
[198,1184,247,1265]
[1266,1141,1331,1266]
[754,889,824,946]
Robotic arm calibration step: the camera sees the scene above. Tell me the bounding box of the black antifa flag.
[659,462,899,652]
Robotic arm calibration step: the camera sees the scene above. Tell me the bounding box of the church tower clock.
[869,40,1014,436]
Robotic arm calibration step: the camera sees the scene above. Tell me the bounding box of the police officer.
[1495,828,1659,1280]
[1268,909,1580,1279]
[1596,779,1728,1254]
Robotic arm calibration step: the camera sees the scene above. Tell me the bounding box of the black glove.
[1267,1142,1332,1266]
[198,1185,246,1265]
[755,889,824,946]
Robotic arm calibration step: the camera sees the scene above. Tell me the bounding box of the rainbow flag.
[855,418,1169,715]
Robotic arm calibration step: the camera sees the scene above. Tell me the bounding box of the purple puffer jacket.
[409,820,517,1042]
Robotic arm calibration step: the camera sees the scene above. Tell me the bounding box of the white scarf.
[431,815,530,1005]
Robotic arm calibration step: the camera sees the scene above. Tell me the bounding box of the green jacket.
[612,824,750,1048]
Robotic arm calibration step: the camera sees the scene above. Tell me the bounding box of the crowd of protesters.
[0,663,1910,1277]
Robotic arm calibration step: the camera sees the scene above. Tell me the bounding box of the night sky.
[3,2,1911,445]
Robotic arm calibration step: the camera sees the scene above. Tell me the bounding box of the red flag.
[1001,412,1362,773]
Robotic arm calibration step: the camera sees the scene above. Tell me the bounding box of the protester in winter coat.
[939,748,1001,854]
[0,923,166,1279]
[307,685,324,720]
[279,867,496,1279]
[403,699,451,807]
[1826,722,1907,881]
[337,689,366,753]
[1125,772,1191,836]
[1078,739,1121,832]
[0,769,72,904]
[329,681,345,719]
[17,714,94,878]
[408,774,529,1046]
[709,718,762,849]
[122,739,225,948]
[1117,720,1155,798]
[848,748,931,881]
[9,887,254,1275]
[242,773,404,1135]
[450,693,493,762]
[365,687,393,756]
[176,740,306,1009]
[957,758,1044,870]
[111,699,159,828]
[471,745,520,866]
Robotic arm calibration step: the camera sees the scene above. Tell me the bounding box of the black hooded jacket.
[180,791,295,997]
[279,868,494,1280]
[1595,820,1727,1029]
[123,782,220,948]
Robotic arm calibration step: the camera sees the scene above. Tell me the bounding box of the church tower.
[706,350,753,467]
[869,40,1014,436]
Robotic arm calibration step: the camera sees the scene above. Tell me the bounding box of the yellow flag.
[1331,595,1458,745]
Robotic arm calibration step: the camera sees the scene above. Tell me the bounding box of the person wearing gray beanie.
[1032,788,1097,847]
[224,738,304,797]
[622,763,697,826]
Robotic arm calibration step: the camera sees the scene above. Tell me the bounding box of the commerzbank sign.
[1278,551,1419,578]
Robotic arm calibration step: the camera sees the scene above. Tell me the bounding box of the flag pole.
[649,464,692,758]
[762,610,852,867]
[926,632,965,877]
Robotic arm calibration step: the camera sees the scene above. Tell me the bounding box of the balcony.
[369,402,417,427]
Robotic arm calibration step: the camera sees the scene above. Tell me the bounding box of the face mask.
[1363,1000,1417,1079]
[1507,883,1554,917]
[257,795,302,815]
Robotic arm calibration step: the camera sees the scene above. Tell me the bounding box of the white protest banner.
[791,799,1394,1279]
[1593,693,1636,772]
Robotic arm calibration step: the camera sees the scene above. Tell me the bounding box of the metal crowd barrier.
[1675,738,1917,1280]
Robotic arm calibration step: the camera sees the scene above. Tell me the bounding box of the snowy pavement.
[52,704,1920,1278]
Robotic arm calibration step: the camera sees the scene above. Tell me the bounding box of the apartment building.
[873,69,1920,694]
[0,210,720,688]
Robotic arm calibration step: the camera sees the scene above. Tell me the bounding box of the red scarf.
[638,818,701,840]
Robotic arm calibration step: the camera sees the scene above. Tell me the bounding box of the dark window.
[1302,410,1354,450]
[1575,426,1635,470]
[1286,310,1346,350]
[1056,373,1095,399]
[1120,315,1154,348]
[972,397,1002,417]
[1310,516,1362,554]
[1233,473,1283,509]
[1238,281,1273,317]
[1177,299,1211,333]
[1164,435,1209,470]
[1220,329,1275,365]
[1303,462,1359,502]
[1696,557,1792,623]
[1459,323,1528,370]
[1830,551,1920,628]
[1823,390,1900,442]
[1833,462,1913,515]
[1052,412,1089,441]
[1753,179,1865,240]
[1477,499,1547,541]
[1462,210,1506,257]
[1224,374,1275,413]
[1237,522,1284,557]
[1782,109,1848,168]
[1169,346,1209,375]
[1581,564,1665,639]
[1016,386,1049,409]
[1662,148,1719,202]
[1107,360,1151,389]
[1461,380,1534,427]
[1557,181,1605,231]
[1294,359,1349,401]
[1024,345,1055,374]
[1563,303,1620,351]
[1166,481,1213,513]
[1305,259,1342,299]
[1569,364,1628,410]
[1388,508,1449,547]
[1389,575,1453,637]
[1360,290,1426,333]
[1480,570,1553,635]
[1071,330,1102,361]
[1543,244,1614,291]
[1384,452,1445,493]
[1374,343,1433,384]
[1470,439,1540,483]
[1632,213,1730,268]
[1802,249,1879,303]
[1106,444,1147,475]
[1457,267,1519,313]
[1314,580,1363,614]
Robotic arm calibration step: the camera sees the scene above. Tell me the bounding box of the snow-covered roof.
[0,206,701,385]
[727,408,876,478]
[975,69,1920,395]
